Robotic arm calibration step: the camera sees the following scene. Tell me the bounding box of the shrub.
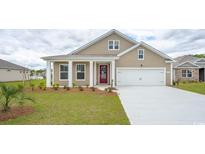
[39,82,45,90]
[175,80,179,86]
[107,87,112,93]
[42,86,46,91]
[15,92,35,107]
[0,85,34,112]
[66,87,70,91]
[72,83,76,88]
[86,84,89,88]
[193,80,198,83]
[173,81,176,86]
[104,87,112,93]
[63,85,67,89]
[78,86,83,91]
[30,83,35,91]
[53,84,59,90]
[17,84,24,92]
[187,80,195,83]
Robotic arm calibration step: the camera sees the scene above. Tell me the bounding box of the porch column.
[46,61,51,87]
[170,63,173,85]
[68,61,73,87]
[52,62,54,85]
[93,61,97,86]
[111,60,116,87]
[89,61,94,87]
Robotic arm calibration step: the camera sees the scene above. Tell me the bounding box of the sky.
[0,29,205,70]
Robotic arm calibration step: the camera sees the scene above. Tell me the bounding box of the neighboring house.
[30,69,46,80]
[0,59,30,82]
[42,29,174,87]
[173,55,205,82]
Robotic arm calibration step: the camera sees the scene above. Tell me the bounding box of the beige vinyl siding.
[53,61,90,86]
[116,45,171,86]
[77,33,135,55]
[0,69,30,82]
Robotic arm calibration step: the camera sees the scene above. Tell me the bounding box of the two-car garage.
[116,68,166,86]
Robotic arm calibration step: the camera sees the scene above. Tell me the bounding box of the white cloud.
[0,29,205,70]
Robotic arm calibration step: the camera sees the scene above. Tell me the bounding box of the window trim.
[182,69,192,78]
[108,40,120,51]
[59,64,69,81]
[76,64,86,81]
[138,49,144,60]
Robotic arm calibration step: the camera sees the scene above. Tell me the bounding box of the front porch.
[46,59,116,88]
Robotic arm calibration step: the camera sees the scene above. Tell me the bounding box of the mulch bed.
[0,106,34,121]
[25,87,117,96]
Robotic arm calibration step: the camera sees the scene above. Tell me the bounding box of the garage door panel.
[117,68,165,86]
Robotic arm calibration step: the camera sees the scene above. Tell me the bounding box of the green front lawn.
[0,79,45,88]
[0,81,129,124]
[175,82,205,95]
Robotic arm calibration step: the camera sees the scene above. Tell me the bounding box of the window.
[114,40,119,50]
[187,70,192,77]
[76,64,86,80]
[182,69,192,78]
[108,40,120,50]
[182,70,186,77]
[60,64,68,80]
[138,49,144,60]
[108,40,114,50]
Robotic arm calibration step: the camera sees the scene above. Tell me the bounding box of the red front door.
[100,65,108,84]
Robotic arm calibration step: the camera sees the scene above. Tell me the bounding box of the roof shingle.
[0,59,29,70]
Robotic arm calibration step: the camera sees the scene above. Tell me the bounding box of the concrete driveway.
[118,86,205,125]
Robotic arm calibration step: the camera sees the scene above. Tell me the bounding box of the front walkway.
[118,86,205,125]
[95,85,110,91]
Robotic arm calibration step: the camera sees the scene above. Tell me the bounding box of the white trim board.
[116,67,166,70]
[175,61,200,68]
[42,56,119,61]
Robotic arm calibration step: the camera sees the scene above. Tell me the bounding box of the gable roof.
[173,55,205,68]
[175,61,200,68]
[117,41,174,61]
[42,30,174,61]
[0,59,29,70]
[195,58,205,63]
[69,29,139,55]
[174,55,197,68]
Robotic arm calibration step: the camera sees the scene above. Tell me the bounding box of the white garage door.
[117,68,165,86]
